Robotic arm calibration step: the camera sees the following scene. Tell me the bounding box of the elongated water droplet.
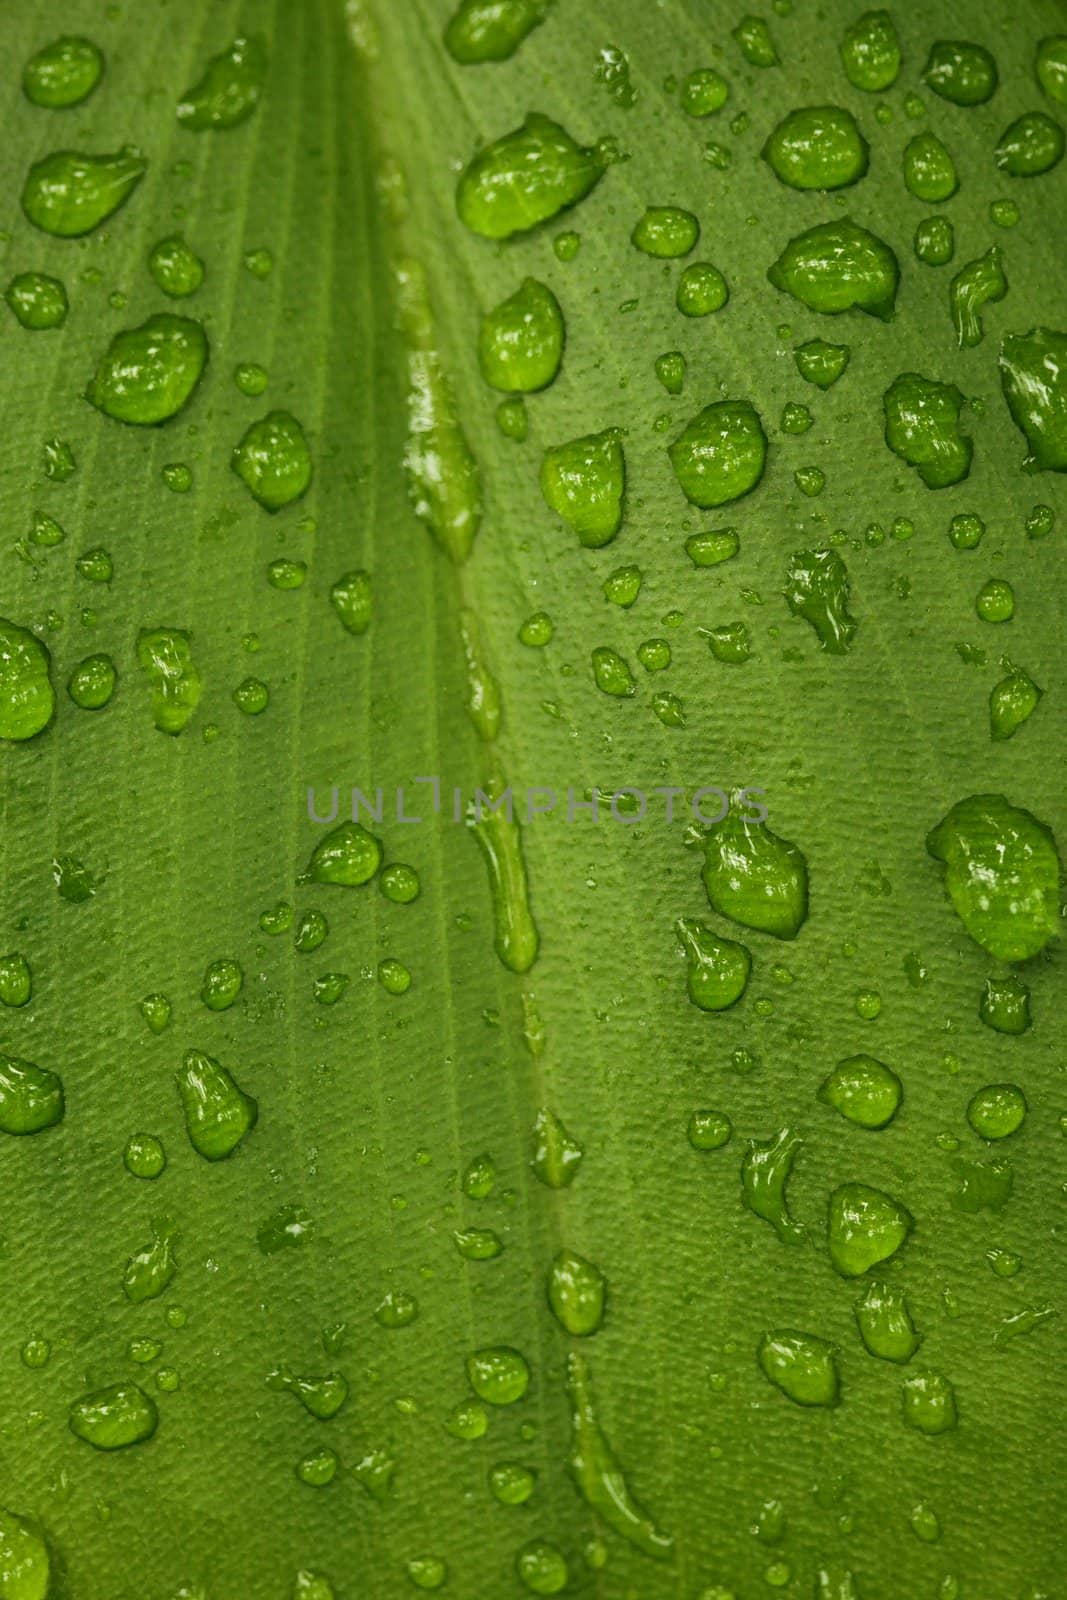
[479,278,564,392]
[69,1383,157,1450]
[927,794,1061,960]
[0,954,32,1009]
[763,107,868,190]
[733,15,777,67]
[565,1352,673,1559]
[989,666,1041,740]
[784,548,857,653]
[444,0,551,64]
[999,327,1067,470]
[541,428,625,546]
[676,917,750,1011]
[137,627,201,735]
[950,248,1007,348]
[467,778,539,972]
[453,1227,502,1260]
[176,1049,257,1161]
[0,1053,64,1136]
[742,1128,805,1243]
[0,618,54,740]
[1037,36,1067,105]
[456,114,605,239]
[759,1330,839,1407]
[22,147,145,236]
[769,220,898,318]
[855,1281,920,1362]
[397,259,482,563]
[818,1056,901,1129]
[884,372,972,487]
[232,411,311,511]
[532,1108,583,1187]
[269,1369,348,1420]
[177,38,267,130]
[548,1250,605,1335]
[828,1182,912,1277]
[459,609,501,740]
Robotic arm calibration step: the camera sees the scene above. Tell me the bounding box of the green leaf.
[0,1,1064,1596]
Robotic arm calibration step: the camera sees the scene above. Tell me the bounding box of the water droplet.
[467,1346,529,1405]
[681,68,729,116]
[999,327,1067,470]
[76,547,113,583]
[233,676,268,715]
[702,808,808,938]
[479,278,564,392]
[828,1182,912,1277]
[784,548,857,652]
[293,1572,335,1600]
[140,992,172,1034]
[453,1227,503,1260]
[86,312,208,425]
[763,107,868,190]
[676,262,729,317]
[231,411,311,511]
[909,1502,942,1542]
[742,1128,805,1242]
[902,1370,957,1436]
[603,566,642,608]
[304,821,382,887]
[0,954,31,1010]
[296,1447,338,1487]
[269,1368,348,1421]
[840,11,900,92]
[540,428,625,546]
[176,1049,257,1161]
[137,628,201,735]
[655,351,686,395]
[794,339,849,388]
[855,1281,921,1362]
[23,35,103,107]
[4,272,68,330]
[517,1541,567,1595]
[687,1109,732,1150]
[177,37,266,130]
[445,1399,486,1439]
[590,646,634,697]
[69,1383,157,1450]
[490,1461,536,1503]
[0,1053,64,1136]
[884,372,972,487]
[769,219,898,318]
[669,401,766,508]
[566,1352,673,1556]
[915,216,955,266]
[632,206,699,258]
[547,1249,605,1335]
[819,1055,902,1129]
[459,608,501,739]
[124,1221,177,1304]
[0,1505,51,1597]
[22,146,145,237]
[375,1290,419,1328]
[903,132,958,203]
[996,112,1064,177]
[268,557,306,589]
[1037,35,1067,104]
[927,794,1061,960]
[200,957,243,1011]
[967,1083,1027,1140]
[979,975,1031,1033]
[124,1132,166,1179]
[924,40,998,105]
[444,0,550,63]
[456,114,604,239]
[733,15,778,67]
[675,917,751,1011]
[379,863,420,905]
[532,1108,583,1187]
[0,618,54,741]
[148,235,204,298]
[758,1330,839,1407]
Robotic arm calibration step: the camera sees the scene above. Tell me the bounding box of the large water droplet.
[479,278,564,392]
[759,1330,839,1407]
[676,917,751,1011]
[177,38,267,130]
[669,401,766,508]
[0,1053,64,1136]
[763,107,868,190]
[22,147,145,236]
[769,220,898,318]
[87,314,208,425]
[456,114,605,238]
[999,327,1067,470]
[137,627,201,735]
[828,1182,912,1277]
[176,1049,257,1161]
[883,372,972,487]
[927,794,1061,960]
[0,618,54,740]
[702,809,808,938]
[818,1055,902,1129]
[69,1383,157,1450]
[547,1249,605,1335]
[0,1505,50,1598]
[444,0,551,63]
[541,428,625,545]
[232,411,311,510]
